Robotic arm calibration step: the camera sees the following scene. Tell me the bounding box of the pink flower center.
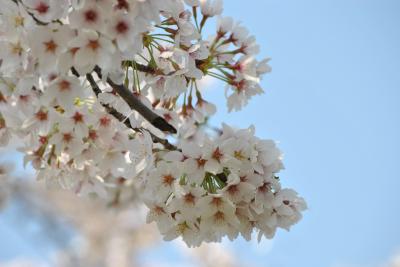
[87,40,100,51]
[35,2,49,14]
[58,80,71,91]
[63,133,73,143]
[0,93,6,103]
[72,112,84,123]
[233,80,246,92]
[99,116,111,127]
[211,197,222,207]
[212,147,223,162]
[258,182,271,193]
[116,0,129,10]
[163,113,172,122]
[39,135,48,144]
[43,40,57,53]
[19,95,30,102]
[227,184,239,195]
[84,10,98,23]
[153,206,165,215]
[115,21,129,34]
[184,193,195,205]
[196,158,207,168]
[35,110,48,121]
[88,129,98,140]
[214,211,225,221]
[162,174,174,186]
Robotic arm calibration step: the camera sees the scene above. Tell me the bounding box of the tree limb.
[71,67,177,150]
[93,66,177,134]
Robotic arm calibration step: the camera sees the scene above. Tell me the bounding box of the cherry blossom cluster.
[0,0,306,247]
[143,124,306,246]
[0,74,153,197]
[1,159,242,267]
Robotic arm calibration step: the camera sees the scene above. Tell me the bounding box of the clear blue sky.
[214,1,400,266]
[1,1,400,266]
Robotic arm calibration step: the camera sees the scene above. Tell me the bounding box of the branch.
[123,61,157,74]
[101,101,178,151]
[93,66,177,134]
[71,67,177,150]
[85,72,102,96]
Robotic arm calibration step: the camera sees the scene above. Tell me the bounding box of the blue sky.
[211,1,400,266]
[1,1,400,267]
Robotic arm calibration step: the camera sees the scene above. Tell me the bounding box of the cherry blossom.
[0,0,306,247]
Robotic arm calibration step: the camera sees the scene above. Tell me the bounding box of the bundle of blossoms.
[0,0,306,247]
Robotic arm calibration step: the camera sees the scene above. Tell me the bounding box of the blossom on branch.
[0,0,306,247]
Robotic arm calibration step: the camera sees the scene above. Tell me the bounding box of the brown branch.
[85,72,102,96]
[70,67,177,150]
[100,101,178,151]
[93,66,177,134]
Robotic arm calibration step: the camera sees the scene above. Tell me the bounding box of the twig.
[123,61,157,74]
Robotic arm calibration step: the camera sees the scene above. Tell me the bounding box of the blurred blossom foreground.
[0,160,241,267]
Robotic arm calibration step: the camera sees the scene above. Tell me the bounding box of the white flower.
[169,185,205,217]
[28,25,73,74]
[217,16,233,35]
[105,11,144,57]
[69,30,115,74]
[241,35,260,55]
[198,194,240,240]
[65,108,93,138]
[186,42,209,79]
[195,98,216,118]
[201,143,226,174]
[49,125,86,158]
[200,0,223,17]
[134,0,163,24]
[257,58,272,75]
[272,189,307,230]
[0,1,34,37]
[162,214,201,247]
[255,139,284,174]
[146,161,180,202]
[161,2,199,43]
[184,0,200,7]
[221,173,256,203]
[145,200,174,233]
[232,55,259,82]
[21,0,69,22]
[0,36,29,75]
[231,23,249,46]
[41,76,84,111]
[226,79,264,112]
[157,46,189,75]
[68,1,109,32]
[97,148,130,178]
[252,176,281,214]
[181,142,208,184]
